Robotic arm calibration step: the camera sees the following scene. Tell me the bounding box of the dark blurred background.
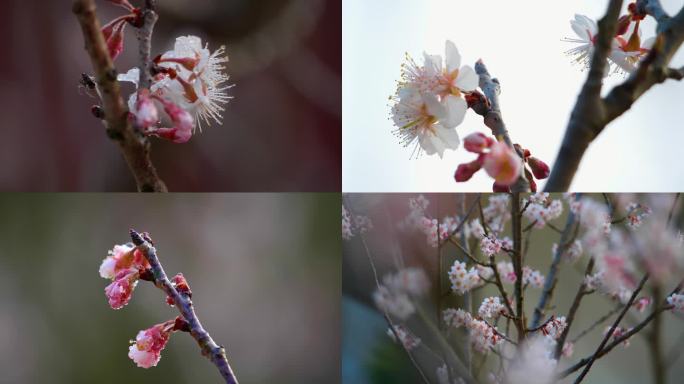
[0,193,340,383]
[0,0,341,191]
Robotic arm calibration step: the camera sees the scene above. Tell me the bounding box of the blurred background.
[343,193,684,384]
[0,0,340,191]
[343,0,684,192]
[0,193,340,383]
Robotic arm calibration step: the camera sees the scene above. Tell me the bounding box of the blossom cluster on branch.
[343,192,683,384]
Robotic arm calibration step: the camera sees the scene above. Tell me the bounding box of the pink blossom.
[104,269,139,310]
[463,132,493,153]
[667,293,684,312]
[443,308,472,328]
[483,142,522,187]
[478,297,506,319]
[99,244,149,280]
[128,322,174,368]
[387,325,421,350]
[135,89,159,129]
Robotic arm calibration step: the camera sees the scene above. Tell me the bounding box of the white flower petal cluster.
[390,41,477,158]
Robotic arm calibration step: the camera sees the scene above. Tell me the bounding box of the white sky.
[343,0,684,192]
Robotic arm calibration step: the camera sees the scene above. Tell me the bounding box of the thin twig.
[73,0,167,192]
[571,274,649,383]
[130,230,238,384]
[510,193,525,341]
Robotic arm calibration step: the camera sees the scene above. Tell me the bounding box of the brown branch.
[546,0,684,191]
[130,230,238,384]
[473,61,530,193]
[571,274,649,383]
[511,193,525,341]
[73,0,167,192]
[554,257,596,359]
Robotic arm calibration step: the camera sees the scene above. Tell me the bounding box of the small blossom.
[478,297,506,319]
[633,297,651,313]
[483,142,522,187]
[387,325,421,350]
[541,316,567,339]
[99,244,148,280]
[443,308,472,329]
[105,269,139,310]
[523,267,545,288]
[667,293,684,312]
[449,261,481,294]
[463,132,494,153]
[468,318,503,353]
[604,326,631,348]
[128,321,175,368]
[480,236,503,257]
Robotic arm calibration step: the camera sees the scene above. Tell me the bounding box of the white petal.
[419,134,445,158]
[445,40,461,73]
[441,95,467,128]
[423,53,443,76]
[434,125,460,151]
[424,94,447,120]
[455,65,478,92]
[117,68,140,88]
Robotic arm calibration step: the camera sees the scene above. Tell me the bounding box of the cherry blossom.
[478,297,506,319]
[387,325,421,350]
[443,308,472,329]
[104,268,139,310]
[448,261,481,294]
[667,293,684,312]
[128,321,175,368]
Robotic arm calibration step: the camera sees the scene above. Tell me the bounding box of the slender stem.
[511,193,525,341]
[555,258,596,358]
[572,274,649,383]
[130,230,238,384]
[73,0,167,192]
[531,198,579,328]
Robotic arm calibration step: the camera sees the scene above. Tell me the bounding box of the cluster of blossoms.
[480,235,510,257]
[564,3,654,75]
[373,268,430,320]
[99,234,193,368]
[540,316,568,340]
[448,261,483,294]
[398,195,470,247]
[478,296,507,319]
[455,135,550,191]
[387,325,422,351]
[389,41,548,190]
[625,202,652,229]
[390,41,478,158]
[443,307,504,353]
[98,1,232,144]
[522,193,563,229]
[342,204,373,240]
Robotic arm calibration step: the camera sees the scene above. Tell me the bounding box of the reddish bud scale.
[616,15,632,36]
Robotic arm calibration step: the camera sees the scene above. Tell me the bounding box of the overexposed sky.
[343,0,684,192]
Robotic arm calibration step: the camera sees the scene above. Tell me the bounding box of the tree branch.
[73,0,167,192]
[511,193,525,341]
[130,230,238,384]
[474,61,530,193]
[570,274,649,383]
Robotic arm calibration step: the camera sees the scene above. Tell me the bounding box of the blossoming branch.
[73,0,232,191]
[389,0,684,192]
[343,193,683,383]
[99,229,239,384]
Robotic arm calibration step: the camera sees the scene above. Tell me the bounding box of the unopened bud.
[528,157,550,180]
[463,132,493,154]
[454,157,484,182]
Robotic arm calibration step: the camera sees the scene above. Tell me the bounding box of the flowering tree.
[389,0,684,192]
[73,0,231,191]
[99,229,238,383]
[343,193,683,383]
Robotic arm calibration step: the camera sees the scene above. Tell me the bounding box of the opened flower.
[128,320,177,368]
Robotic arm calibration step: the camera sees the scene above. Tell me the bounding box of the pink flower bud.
[128,322,173,368]
[135,89,159,129]
[483,142,522,187]
[454,157,483,182]
[148,98,195,143]
[167,273,192,306]
[492,182,510,193]
[104,269,139,310]
[528,157,550,179]
[103,19,127,61]
[100,245,149,280]
[463,132,493,153]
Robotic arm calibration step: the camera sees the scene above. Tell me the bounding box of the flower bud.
[148,98,195,143]
[104,269,139,310]
[492,182,510,193]
[135,89,159,129]
[454,157,483,182]
[528,157,550,179]
[483,142,522,186]
[463,132,493,153]
[616,15,632,36]
[128,322,173,368]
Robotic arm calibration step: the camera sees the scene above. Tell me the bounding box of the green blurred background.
[0,193,340,383]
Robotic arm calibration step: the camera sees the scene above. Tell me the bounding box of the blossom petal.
[117,68,140,88]
[441,95,467,128]
[455,65,478,92]
[445,40,461,73]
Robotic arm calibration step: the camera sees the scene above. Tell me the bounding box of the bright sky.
[343,0,684,192]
